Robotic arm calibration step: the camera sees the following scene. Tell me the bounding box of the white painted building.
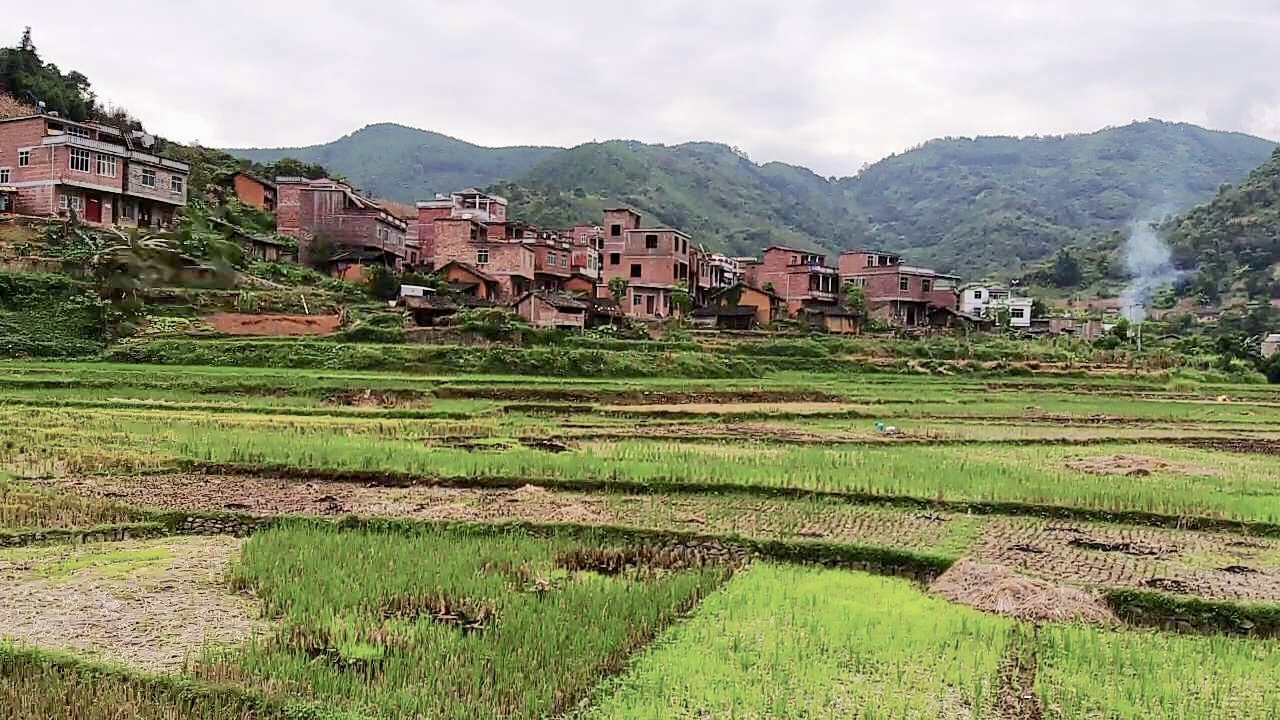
[958,283,1035,328]
[1264,333,1280,359]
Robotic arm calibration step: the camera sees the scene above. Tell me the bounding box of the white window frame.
[17,150,30,167]
[899,276,910,292]
[69,147,91,173]
[97,154,117,178]
[140,167,157,188]
[0,168,9,184]
[170,176,184,194]
[66,126,91,139]
[476,248,490,265]
[60,192,83,212]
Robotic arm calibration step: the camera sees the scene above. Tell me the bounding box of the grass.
[0,475,141,531]
[580,564,1012,719]
[202,524,731,719]
[1037,625,1280,718]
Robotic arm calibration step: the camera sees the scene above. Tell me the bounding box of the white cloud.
[8,0,1279,176]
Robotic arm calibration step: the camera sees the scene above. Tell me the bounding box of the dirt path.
[996,629,1044,720]
[0,536,264,671]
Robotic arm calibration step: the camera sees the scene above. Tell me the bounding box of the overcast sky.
[11,1,1280,176]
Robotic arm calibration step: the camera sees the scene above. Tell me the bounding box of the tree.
[841,284,868,320]
[608,276,629,304]
[671,282,693,316]
[367,264,399,301]
[1050,249,1083,288]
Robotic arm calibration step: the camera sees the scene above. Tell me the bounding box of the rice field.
[3,359,1280,718]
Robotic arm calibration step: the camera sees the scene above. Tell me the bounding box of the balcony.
[42,134,127,157]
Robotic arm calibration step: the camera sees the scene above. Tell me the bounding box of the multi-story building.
[0,113,189,228]
[276,177,407,267]
[706,253,743,289]
[600,208,702,319]
[431,216,535,299]
[958,282,1034,328]
[750,246,841,317]
[838,250,959,327]
[562,225,605,281]
[414,189,509,267]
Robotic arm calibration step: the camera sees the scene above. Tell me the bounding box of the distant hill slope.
[1165,147,1280,303]
[228,120,1275,276]
[224,123,560,202]
[841,120,1276,275]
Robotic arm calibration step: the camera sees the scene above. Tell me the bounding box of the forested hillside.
[1165,148,1280,304]
[227,123,559,200]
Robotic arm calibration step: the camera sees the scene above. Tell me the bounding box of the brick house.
[513,290,588,329]
[0,113,189,228]
[600,208,703,319]
[276,177,407,269]
[414,189,509,266]
[838,250,959,327]
[432,216,534,300]
[750,246,841,317]
[232,172,276,211]
[690,283,783,330]
[563,224,605,281]
[435,260,501,300]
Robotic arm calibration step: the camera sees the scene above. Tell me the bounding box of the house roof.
[707,282,782,303]
[330,248,397,263]
[1265,333,1280,343]
[436,260,499,284]
[802,305,859,318]
[517,291,590,312]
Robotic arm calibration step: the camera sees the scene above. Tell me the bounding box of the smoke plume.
[1119,211,1181,323]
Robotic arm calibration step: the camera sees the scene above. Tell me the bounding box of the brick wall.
[125,160,185,206]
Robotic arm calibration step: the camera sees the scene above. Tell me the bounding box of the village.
[0,109,1081,339]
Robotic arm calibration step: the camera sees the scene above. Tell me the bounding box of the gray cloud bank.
[14,0,1280,176]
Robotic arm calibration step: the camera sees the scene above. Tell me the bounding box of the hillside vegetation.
[227,120,1275,278]
[1165,148,1280,304]
[226,123,559,200]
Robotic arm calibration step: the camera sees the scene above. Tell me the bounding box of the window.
[171,176,184,194]
[645,234,658,249]
[59,193,83,212]
[848,277,867,288]
[899,276,910,291]
[66,126,90,139]
[18,150,29,167]
[921,279,932,293]
[0,168,8,184]
[140,167,157,188]
[547,251,557,267]
[476,248,489,265]
[609,252,620,265]
[629,264,642,278]
[97,155,117,178]
[632,294,643,306]
[972,290,983,300]
[69,148,91,173]
[1011,308,1027,319]
[610,224,621,237]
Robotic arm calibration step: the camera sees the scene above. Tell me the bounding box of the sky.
[11,1,1280,176]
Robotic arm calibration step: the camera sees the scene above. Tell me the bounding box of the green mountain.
[1165,147,1280,304]
[225,123,560,201]
[227,120,1275,276]
[492,141,873,256]
[841,120,1276,275]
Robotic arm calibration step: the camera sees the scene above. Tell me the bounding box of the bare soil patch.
[1064,454,1219,477]
[205,313,342,336]
[972,520,1280,602]
[0,536,264,671]
[930,560,1117,625]
[325,388,429,407]
[435,387,842,405]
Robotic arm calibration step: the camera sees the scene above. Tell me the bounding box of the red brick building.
[431,216,535,300]
[600,208,708,319]
[0,113,188,228]
[232,172,276,211]
[562,224,604,282]
[276,177,407,268]
[838,250,959,326]
[749,246,841,317]
[414,189,509,266]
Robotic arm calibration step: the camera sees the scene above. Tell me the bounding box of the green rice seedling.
[1036,625,1280,718]
[579,563,1012,718]
[210,524,730,719]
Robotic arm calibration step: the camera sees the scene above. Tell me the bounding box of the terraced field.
[3,359,1280,718]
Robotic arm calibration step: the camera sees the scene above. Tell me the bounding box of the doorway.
[85,195,102,223]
